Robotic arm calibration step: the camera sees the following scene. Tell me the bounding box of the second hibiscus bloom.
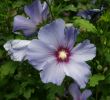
[13,0,49,36]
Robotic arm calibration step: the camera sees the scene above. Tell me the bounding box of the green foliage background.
[0,0,110,100]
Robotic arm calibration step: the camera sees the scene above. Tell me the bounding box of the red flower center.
[55,47,71,62]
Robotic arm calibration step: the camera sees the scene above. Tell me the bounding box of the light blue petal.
[81,89,92,100]
[69,83,81,100]
[71,40,96,62]
[13,15,36,36]
[24,0,42,24]
[40,61,65,85]
[64,61,91,88]
[65,26,79,49]
[38,19,65,48]
[27,39,55,70]
[42,2,49,20]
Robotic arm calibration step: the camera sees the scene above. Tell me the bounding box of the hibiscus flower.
[26,19,96,88]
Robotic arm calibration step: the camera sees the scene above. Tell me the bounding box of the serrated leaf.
[89,74,105,87]
[0,61,17,79]
[73,17,97,33]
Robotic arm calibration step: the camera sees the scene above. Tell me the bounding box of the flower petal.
[27,39,55,70]
[65,26,79,49]
[13,15,36,36]
[69,83,81,100]
[42,2,49,20]
[77,9,102,20]
[71,40,96,62]
[4,40,31,61]
[40,61,65,85]
[64,61,91,88]
[77,10,92,20]
[24,0,42,24]
[38,19,65,48]
[81,89,92,100]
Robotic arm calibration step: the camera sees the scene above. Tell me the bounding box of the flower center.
[55,47,70,62]
[58,50,67,60]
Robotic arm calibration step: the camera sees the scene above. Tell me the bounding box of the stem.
[96,85,99,100]
[45,0,54,21]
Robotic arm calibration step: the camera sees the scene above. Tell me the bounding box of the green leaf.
[99,11,110,23]
[62,4,77,12]
[89,74,105,87]
[45,84,64,100]
[64,0,70,1]
[106,96,110,100]
[23,88,34,99]
[73,17,97,33]
[0,49,4,58]
[105,53,110,63]
[5,92,18,100]
[105,73,110,84]
[0,61,17,79]
[12,1,25,8]
[19,81,35,99]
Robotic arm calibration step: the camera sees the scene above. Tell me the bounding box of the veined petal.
[64,61,91,88]
[42,2,49,20]
[71,40,96,62]
[38,19,65,48]
[27,39,55,70]
[13,15,36,36]
[4,40,31,61]
[81,89,92,100]
[65,26,79,49]
[24,0,42,24]
[40,61,65,85]
[69,83,81,100]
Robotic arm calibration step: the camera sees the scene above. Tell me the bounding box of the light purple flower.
[4,40,31,61]
[27,19,96,88]
[69,82,92,100]
[77,8,103,21]
[13,0,49,36]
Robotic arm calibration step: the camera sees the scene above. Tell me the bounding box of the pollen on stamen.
[58,50,67,60]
